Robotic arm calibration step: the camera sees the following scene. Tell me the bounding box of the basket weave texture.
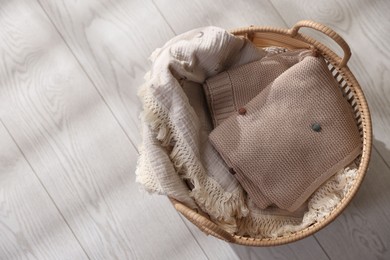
[169,20,372,246]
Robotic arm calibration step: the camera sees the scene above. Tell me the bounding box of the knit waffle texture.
[209,56,362,212]
[204,49,313,127]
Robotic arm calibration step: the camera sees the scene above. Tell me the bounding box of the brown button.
[238,107,247,115]
[229,168,236,175]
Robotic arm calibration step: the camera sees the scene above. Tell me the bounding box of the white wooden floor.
[0,0,389,259]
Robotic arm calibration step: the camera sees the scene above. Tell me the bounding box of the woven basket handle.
[169,198,234,242]
[288,20,351,67]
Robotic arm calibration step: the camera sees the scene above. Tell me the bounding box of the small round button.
[312,123,322,132]
[238,107,247,115]
[229,168,236,175]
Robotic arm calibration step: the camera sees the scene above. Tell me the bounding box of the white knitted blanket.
[136,27,358,237]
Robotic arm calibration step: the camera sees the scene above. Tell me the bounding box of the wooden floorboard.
[152,0,286,34]
[0,122,88,260]
[37,0,177,149]
[0,0,208,259]
[179,215,240,260]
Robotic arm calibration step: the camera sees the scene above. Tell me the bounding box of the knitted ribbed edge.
[203,72,236,127]
[137,80,249,226]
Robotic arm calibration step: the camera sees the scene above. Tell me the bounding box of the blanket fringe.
[139,83,248,229]
[237,212,302,238]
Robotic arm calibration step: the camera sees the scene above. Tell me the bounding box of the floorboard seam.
[373,145,390,170]
[313,234,331,260]
[268,0,289,27]
[151,0,178,36]
[0,118,92,260]
[35,0,139,154]
[177,213,211,260]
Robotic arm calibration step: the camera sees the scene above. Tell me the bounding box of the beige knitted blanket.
[136,27,359,237]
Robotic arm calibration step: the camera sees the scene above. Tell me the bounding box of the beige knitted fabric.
[203,49,313,127]
[209,56,362,212]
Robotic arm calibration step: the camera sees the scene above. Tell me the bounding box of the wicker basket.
[169,20,372,246]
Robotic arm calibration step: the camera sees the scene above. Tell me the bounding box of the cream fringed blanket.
[136,26,358,237]
[136,27,264,229]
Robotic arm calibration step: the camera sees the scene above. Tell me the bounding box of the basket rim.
[171,21,373,247]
